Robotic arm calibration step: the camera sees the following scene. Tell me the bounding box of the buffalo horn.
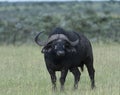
[47,34,79,46]
[35,32,46,46]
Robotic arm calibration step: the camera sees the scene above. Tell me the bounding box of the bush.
[0,2,120,45]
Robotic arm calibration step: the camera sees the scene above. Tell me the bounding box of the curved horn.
[35,32,46,46]
[59,34,79,46]
[68,39,79,46]
[47,34,59,44]
[47,34,79,46]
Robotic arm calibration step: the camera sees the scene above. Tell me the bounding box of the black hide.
[35,27,95,91]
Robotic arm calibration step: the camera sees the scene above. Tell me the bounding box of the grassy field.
[0,44,120,95]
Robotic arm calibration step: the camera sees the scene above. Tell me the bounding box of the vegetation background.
[0,1,120,45]
[0,1,120,95]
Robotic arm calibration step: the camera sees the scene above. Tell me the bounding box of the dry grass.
[0,44,119,95]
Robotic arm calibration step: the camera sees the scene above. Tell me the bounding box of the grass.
[0,44,120,95]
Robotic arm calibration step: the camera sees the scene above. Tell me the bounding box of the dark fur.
[38,27,95,91]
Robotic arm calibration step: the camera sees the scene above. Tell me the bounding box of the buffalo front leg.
[70,68,81,90]
[60,69,68,91]
[48,69,57,91]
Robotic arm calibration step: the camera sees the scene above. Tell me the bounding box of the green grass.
[0,44,120,95]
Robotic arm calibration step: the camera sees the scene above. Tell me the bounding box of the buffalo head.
[35,29,79,57]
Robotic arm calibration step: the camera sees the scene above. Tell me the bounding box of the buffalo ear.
[66,47,76,53]
[41,48,46,53]
[41,44,52,53]
[71,48,76,52]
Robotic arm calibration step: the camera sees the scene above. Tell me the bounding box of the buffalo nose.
[57,51,65,56]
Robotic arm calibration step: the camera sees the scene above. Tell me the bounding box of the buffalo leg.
[70,68,81,90]
[60,69,68,91]
[85,61,95,89]
[48,69,57,91]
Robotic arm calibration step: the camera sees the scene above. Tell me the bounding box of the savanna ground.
[0,43,120,95]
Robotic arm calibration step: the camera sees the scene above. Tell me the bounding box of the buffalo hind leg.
[60,69,68,91]
[85,60,95,89]
[48,69,57,91]
[70,68,81,90]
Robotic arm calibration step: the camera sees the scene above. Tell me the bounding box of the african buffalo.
[35,27,95,91]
